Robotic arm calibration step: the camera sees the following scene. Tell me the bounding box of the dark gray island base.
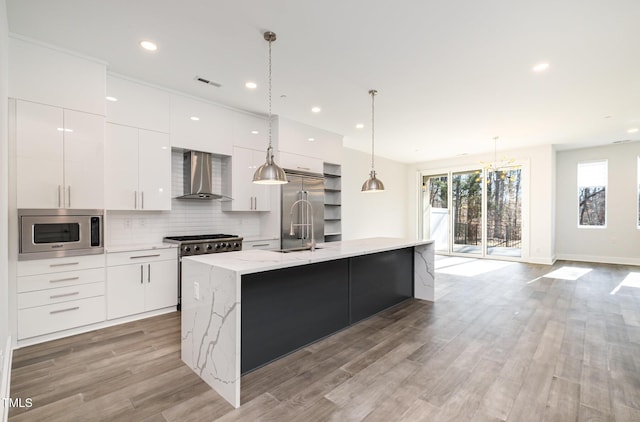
[181,237,435,407]
[242,247,413,373]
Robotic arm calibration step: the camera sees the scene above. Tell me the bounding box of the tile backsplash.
[106,150,262,246]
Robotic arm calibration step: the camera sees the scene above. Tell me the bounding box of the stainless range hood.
[177,150,225,200]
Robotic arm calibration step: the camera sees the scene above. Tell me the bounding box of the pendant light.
[253,31,288,185]
[361,89,385,192]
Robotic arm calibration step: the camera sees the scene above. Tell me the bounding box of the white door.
[138,130,171,210]
[251,149,271,211]
[105,123,139,210]
[16,100,64,208]
[106,264,145,319]
[63,110,104,209]
[144,260,177,311]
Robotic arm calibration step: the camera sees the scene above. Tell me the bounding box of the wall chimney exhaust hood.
[177,150,227,200]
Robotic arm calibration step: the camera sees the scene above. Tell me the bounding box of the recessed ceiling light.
[308,138,315,142]
[245,81,257,89]
[190,116,200,121]
[251,130,259,135]
[105,96,118,102]
[628,128,639,133]
[140,40,158,51]
[355,123,364,129]
[532,62,549,72]
[311,106,321,113]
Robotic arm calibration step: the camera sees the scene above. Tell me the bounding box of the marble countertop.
[183,237,432,275]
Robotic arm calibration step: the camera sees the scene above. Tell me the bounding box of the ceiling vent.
[194,76,222,88]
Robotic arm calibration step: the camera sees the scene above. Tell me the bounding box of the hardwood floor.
[9,258,640,421]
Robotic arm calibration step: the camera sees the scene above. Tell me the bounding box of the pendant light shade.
[361,89,384,192]
[253,31,287,185]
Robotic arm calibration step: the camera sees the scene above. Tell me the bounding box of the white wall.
[406,144,555,264]
[341,148,409,240]
[1,0,10,346]
[556,142,640,265]
[1,0,11,408]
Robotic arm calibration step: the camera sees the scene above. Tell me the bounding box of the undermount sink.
[274,246,323,253]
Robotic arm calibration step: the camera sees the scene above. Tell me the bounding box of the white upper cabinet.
[9,37,106,116]
[106,75,171,133]
[277,117,343,165]
[16,100,104,209]
[170,95,233,155]
[232,113,269,150]
[105,123,171,211]
[222,146,271,212]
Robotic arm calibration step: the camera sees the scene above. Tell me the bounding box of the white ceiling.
[6,0,640,163]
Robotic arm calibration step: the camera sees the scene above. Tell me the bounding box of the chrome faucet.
[289,197,316,251]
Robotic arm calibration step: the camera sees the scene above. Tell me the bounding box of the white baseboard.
[1,336,12,422]
[555,253,640,266]
[526,256,556,265]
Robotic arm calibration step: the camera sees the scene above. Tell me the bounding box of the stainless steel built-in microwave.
[18,209,104,260]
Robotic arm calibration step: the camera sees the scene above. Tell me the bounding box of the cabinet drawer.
[244,239,280,250]
[107,248,176,266]
[17,254,105,276]
[17,267,105,293]
[18,281,105,310]
[17,295,105,340]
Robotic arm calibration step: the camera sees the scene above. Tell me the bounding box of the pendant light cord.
[370,90,377,171]
[268,36,273,150]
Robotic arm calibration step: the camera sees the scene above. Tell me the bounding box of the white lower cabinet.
[16,255,106,340]
[106,249,177,320]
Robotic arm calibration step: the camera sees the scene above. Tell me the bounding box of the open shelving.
[323,162,342,242]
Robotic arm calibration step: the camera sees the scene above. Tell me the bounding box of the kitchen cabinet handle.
[141,191,144,209]
[148,264,151,283]
[49,262,79,268]
[50,291,80,299]
[50,306,79,315]
[297,166,311,171]
[254,197,258,210]
[140,265,143,284]
[57,185,62,208]
[251,243,269,247]
[134,191,138,209]
[49,276,80,283]
[130,254,161,259]
[67,185,71,208]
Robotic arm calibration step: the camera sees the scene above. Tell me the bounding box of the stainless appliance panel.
[281,173,324,250]
[18,209,104,260]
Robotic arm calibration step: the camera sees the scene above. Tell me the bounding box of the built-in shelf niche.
[323,163,342,242]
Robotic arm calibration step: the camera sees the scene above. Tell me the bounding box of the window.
[577,160,607,227]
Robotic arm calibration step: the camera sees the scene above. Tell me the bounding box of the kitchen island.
[181,237,434,407]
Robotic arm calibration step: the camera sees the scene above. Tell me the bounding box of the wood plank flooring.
[8,258,640,421]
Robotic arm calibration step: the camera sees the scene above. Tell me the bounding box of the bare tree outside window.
[578,161,607,227]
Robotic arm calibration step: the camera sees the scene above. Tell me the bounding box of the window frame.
[577,159,608,229]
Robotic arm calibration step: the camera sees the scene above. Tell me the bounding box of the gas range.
[164,234,243,257]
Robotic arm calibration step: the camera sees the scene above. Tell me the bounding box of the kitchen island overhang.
[181,237,435,408]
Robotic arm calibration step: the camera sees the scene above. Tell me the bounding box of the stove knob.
[233,242,240,249]
[184,246,191,253]
[206,244,213,251]
[194,245,200,252]
[221,243,228,249]
[215,243,222,250]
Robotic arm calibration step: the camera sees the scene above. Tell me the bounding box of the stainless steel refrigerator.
[281,172,324,250]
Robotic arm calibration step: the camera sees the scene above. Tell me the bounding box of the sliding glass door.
[422,174,448,253]
[421,166,522,259]
[486,168,522,257]
[452,170,483,254]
